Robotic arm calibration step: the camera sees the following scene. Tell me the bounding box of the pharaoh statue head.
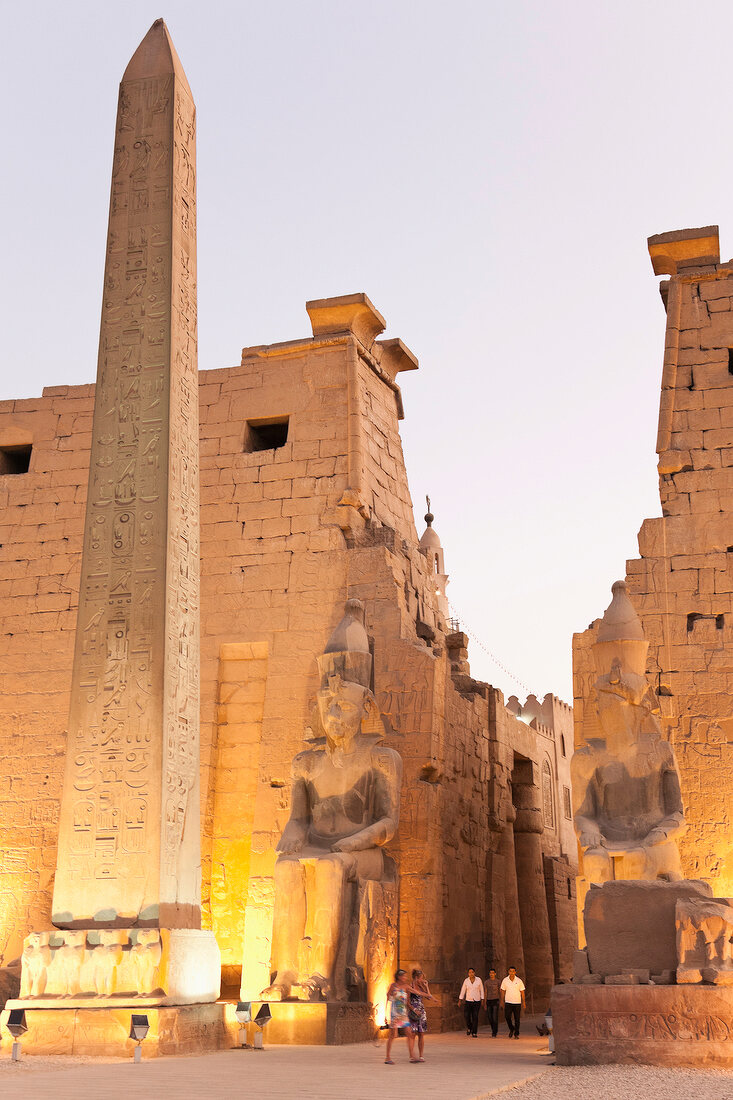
[592,580,656,747]
[316,599,378,759]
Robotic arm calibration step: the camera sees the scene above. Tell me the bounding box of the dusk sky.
[2,1,730,703]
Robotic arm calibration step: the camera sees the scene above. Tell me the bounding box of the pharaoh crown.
[317,599,372,689]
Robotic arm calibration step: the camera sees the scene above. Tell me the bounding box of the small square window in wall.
[563,785,572,820]
[0,444,31,475]
[244,417,289,453]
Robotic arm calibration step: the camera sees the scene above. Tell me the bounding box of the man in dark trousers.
[484,967,500,1037]
[500,966,526,1038]
[458,967,484,1037]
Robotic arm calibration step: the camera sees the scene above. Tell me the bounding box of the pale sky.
[1,1,729,704]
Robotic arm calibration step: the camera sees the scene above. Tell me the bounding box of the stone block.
[0,1002,227,1057]
[553,982,733,1066]
[584,880,712,977]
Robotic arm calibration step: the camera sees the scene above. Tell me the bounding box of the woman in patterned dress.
[385,969,419,1064]
[408,967,436,1062]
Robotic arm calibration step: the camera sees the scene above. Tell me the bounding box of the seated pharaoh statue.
[262,599,402,1003]
[572,580,685,887]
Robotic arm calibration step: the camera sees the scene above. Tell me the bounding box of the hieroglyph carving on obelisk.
[52,20,201,930]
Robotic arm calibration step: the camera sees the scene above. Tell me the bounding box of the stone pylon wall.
[573,228,733,900]
[0,297,576,1014]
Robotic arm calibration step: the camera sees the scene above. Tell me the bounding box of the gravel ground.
[0,1054,120,1073]
[495,1065,733,1100]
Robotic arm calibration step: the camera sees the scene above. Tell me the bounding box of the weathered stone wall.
[0,297,576,1018]
[573,228,733,903]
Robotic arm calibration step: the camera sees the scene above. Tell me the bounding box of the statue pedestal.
[253,1000,375,1045]
[552,983,733,1066]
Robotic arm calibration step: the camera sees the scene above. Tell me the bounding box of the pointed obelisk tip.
[122,17,193,98]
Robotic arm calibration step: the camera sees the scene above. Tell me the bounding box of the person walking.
[408,968,436,1061]
[458,967,484,1037]
[500,966,526,1038]
[385,969,419,1064]
[484,967,500,1037]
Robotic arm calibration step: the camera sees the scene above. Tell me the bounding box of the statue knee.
[314,855,346,885]
[583,847,612,883]
[275,858,303,887]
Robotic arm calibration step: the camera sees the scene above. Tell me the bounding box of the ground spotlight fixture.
[235,1001,252,1047]
[129,1013,150,1063]
[253,1003,272,1049]
[6,1009,28,1061]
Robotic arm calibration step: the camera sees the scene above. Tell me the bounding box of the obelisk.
[52,19,201,931]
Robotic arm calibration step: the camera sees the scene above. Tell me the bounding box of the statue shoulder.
[371,745,402,777]
[571,744,598,779]
[292,747,322,778]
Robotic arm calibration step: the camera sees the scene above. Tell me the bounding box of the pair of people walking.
[458,965,526,1038]
[384,967,436,1064]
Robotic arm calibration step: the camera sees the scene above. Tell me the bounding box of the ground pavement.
[4,1020,732,1100]
[0,1019,551,1100]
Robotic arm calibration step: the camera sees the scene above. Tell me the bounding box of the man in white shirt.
[500,967,526,1038]
[458,967,484,1037]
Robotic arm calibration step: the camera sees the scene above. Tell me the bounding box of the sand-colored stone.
[0,1002,227,1058]
[583,879,711,978]
[10,927,219,1007]
[52,19,202,931]
[260,600,399,1009]
[552,982,733,1066]
[677,896,733,985]
[574,228,733,903]
[572,581,686,937]
[0,34,577,1026]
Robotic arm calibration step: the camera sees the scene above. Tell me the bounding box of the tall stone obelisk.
[52,19,201,931]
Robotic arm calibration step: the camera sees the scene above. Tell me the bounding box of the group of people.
[384,964,526,1064]
[458,966,525,1039]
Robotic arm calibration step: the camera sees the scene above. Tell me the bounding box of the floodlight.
[235,1001,252,1024]
[6,1010,28,1039]
[254,1004,272,1028]
[129,1014,150,1042]
[129,1013,150,1062]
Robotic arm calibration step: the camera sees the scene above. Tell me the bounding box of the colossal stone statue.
[572,580,685,888]
[263,599,402,1002]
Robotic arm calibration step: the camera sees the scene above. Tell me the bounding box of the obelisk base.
[12,928,220,1007]
[0,1002,228,1058]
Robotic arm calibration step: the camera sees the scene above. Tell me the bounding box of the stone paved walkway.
[0,1023,552,1099]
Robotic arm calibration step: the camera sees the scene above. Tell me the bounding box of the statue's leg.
[267,857,306,994]
[616,847,647,879]
[582,846,613,884]
[310,855,351,992]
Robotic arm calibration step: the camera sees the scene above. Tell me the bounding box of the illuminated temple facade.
[0,293,576,1021]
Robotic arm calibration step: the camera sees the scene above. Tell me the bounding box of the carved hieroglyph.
[52,20,201,929]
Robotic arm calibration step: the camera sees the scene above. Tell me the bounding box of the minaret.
[52,20,201,930]
[418,496,450,619]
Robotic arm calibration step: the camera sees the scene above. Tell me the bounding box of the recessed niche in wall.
[0,444,31,475]
[244,417,289,453]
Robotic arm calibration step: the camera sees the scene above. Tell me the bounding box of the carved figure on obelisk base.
[572,580,685,888]
[262,600,402,1003]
